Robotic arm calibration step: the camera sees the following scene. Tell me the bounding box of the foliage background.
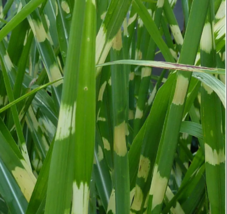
[0,0,225,214]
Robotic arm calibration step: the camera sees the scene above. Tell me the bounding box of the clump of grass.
[0,0,225,214]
